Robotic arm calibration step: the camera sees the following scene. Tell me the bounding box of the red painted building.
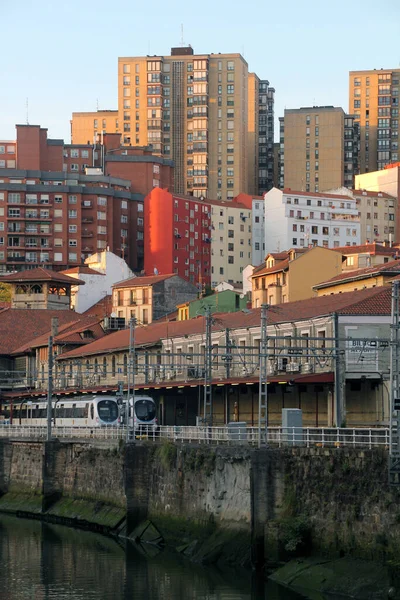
[144,188,211,288]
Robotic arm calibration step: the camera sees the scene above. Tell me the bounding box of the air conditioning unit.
[302,363,314,374]
[287,362,300,373]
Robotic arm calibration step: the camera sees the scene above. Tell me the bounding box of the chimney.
[51,317,58,337]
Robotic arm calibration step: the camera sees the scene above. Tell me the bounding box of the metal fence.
[0,424,390,449]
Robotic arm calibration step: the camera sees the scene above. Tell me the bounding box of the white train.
[9,395,120,428]
[122,395,158,433]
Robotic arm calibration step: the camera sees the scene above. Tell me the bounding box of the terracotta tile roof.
[253,259,290,277]
[11,315,106,354]
[113,274,175,288]
[56,286,392,361]
[82,295,113,319]
[331,243,396,256]
[314,259,400,289]
[282,188,353,200]
[61,266,104,276]
[0,309,85,355]
[0,267,84,285]
[268,252,290,260]
[352,189,396,199]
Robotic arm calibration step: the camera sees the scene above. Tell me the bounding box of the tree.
[0,283,11,302]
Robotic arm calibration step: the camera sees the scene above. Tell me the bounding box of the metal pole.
[258,304,268,448]
[333,312,342,428]
[225,328,231,379]
[126,318,135,443]
[46,335,53,442]
[203,306,213,424]
[389,280,400,484]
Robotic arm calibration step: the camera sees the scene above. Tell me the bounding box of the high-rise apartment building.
[279,106,360,192]
[258,80,275,194]
[72,47,274,200]
[349,68,400,173]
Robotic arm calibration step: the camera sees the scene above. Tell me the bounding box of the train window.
[59,404,65,418]
[90,404,94,420]
[72,403,77,418]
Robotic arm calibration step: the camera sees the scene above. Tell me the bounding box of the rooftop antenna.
[96,98,99,111]
[26,98,29,125]
[181,23,185,46]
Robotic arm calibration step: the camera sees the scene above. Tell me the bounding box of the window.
[68,210,77,218]
[69,240,77,247]
[68,253,77,261]
[68,195,77,204]
[69,225,77,233]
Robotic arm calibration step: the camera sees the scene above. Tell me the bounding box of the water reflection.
[0,516,306,599]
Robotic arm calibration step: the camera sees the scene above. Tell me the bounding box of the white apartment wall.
[264,188,361,254]
[242,264,255,296]
[69,273,107,314]
[356,169,399,199]
[264,188,289,254]
[252,198,265,266]
[70,250,134,314]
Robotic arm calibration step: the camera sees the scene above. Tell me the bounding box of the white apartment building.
[264,188,360,254]
[210,200,252,288]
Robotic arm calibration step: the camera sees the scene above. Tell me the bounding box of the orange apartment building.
[0,124,173,273]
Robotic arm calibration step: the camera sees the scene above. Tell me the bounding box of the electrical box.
[282,408,303,446]
[228,421,247,443]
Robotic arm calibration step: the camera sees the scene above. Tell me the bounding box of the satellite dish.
[111,312,117,318]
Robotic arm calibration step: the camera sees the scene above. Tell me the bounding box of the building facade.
[144,187,212,289]
[71,47,274,200]
[208,199,252,288]
[349,68,400,173]
[327,186,397,245]
[278,106,359,192]
[70,110,119,145]
[355,165,400,240]
[0,124,177,273]
[251,246,343,306]
[264,188,360,255]
[112,274,198,324]
[233,193,265,266]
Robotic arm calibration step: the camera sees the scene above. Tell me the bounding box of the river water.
[0,515,307,600]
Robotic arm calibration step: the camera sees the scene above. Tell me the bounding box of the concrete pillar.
[124,445,151,536]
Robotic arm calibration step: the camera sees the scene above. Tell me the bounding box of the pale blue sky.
[0,0,398,142]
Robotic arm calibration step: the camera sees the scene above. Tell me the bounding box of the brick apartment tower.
[349,68,400,173]
[71,46,275,199]
[0,125,173,272]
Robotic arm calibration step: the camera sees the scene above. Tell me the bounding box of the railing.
[0,425,390,448]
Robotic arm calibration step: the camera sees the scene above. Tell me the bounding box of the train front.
[134,397,157,433]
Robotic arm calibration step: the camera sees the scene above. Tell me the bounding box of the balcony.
[82,217,94,224]
[82,245,94,252]
[82,201,92,208]
[82,230,93,238]
[7,256,25,262]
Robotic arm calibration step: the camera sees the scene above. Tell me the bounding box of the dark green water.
[0,515,307,599]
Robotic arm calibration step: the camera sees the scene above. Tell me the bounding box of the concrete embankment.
[1,439,400,597]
